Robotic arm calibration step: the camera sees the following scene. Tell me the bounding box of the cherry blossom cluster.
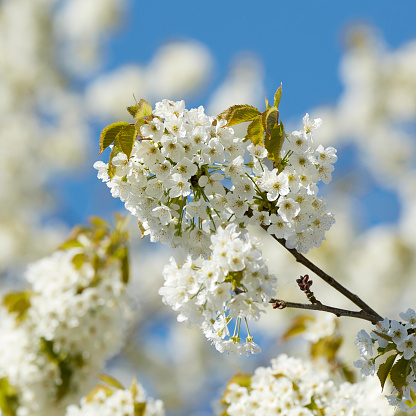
[354,308,416,412]
[94,100,337,256]
[218,354,393,416]
[159,223,277,355]
[66,379,165,416]
[253,114,337,253]
[0,221,130,416]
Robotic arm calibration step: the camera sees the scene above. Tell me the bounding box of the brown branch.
[270,298,380,324]
[260,224,383,322]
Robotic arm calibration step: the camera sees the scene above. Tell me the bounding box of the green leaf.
[121,247,129,284]
[129,378,139,398]
[265,94,271,110]
[265,122,285,162]
[40,338,58,361]
[39,338,80,401]
[107,140,123,179]
[58,239,84,250]
[56,359,73,401]
[226,373,251,389]
[99,121,129,155]
[377,354,398,391]
[378,342,397,354]
[217,105,260,127]
[0,378,19,416]
[127,99,153,119]
[310,335,343,362]
[2,292,32,322]
[261,107,279,139]
[247,118,264,146]
[390,357,410,393]
[135,118,145,137]
[116,124,137,160]
[72,253,85,270]
[281,314,314,342]
[97,374,124,390]
[134,402,147,416]
[127,105,139,118]
[305,397,324,416]
[340,364,356,384]
[85,385,114,403]
[89,217,110,229]
[373,331,393,343]
[274,84,282,109]
[137,99,153,118]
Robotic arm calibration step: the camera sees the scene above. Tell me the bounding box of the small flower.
[277,197,300,222]
[389,320,407,345]
[303,113,322,134]
[397,334,416,360]
[165,173,191,198]
[400,308,416,329]
[353,358,375,376]
[355,329,374,358]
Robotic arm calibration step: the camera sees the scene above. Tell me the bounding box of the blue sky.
[51,2,416,229]
[110,1,416,114]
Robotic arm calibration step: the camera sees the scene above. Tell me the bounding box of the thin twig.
[270,298,380,324]
[296,274,321,305]
[260,224,383,322]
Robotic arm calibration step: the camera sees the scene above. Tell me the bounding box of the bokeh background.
[1,1,416,415]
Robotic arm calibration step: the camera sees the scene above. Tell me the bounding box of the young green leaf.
[72,253,85,270]
[135,118,145,136]
[2,292,32,322]
[265,122,285,162]
[390,357,410,393]
[129,378,139,398]
[280,314,314,342]
[373,331,393,343]
[274,84,282,109]
[136,99,153,119]
[127,104,140,118]
[121,247,129,284]
[134,402,147,416]
[225,373,252,389]
[89,217,111,229]
[97,374,124,390]
[247,118,264,146]
[56,359,73,401]
[265,93,271,110]
[261,107,279,139]
[377,354,398,391]
[116,124,137,160]
[127,99,153,119]
[107,140,123,179]
[85,385,114,403]
[99,121,129,155]
[310,335,343,362]
[217,105,260,127]
[305,397,324,416]
[58,239,84,250]
[378,342,397,354]
[0,377,19,416]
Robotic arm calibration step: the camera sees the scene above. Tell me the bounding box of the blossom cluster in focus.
[94,99,337,257]
[354,309,416,412]
[159,223,277,355]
